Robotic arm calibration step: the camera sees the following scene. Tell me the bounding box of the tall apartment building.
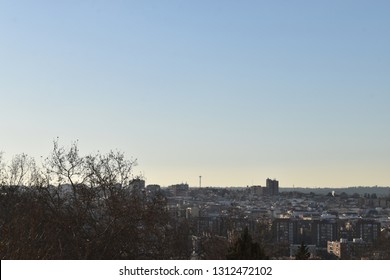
[273,218,299,244]
[250,185,264,196]
[312,219,338,248]
[168,183,189,196]
[129,178,145,191]
[327,239,370,259]
[355,219,380,243]
[266,178,279,196]
[273,218,338,248]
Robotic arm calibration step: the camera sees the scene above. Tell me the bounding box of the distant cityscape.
[2,173,390,259]
[126,177,390,259]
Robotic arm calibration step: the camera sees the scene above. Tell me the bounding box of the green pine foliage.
[227,227,268,260]
[295,241,310,260]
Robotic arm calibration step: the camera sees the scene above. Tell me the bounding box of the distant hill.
[280,186,390,197]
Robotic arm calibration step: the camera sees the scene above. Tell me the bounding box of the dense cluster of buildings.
[251,178,279,196]
[130,178,390,259]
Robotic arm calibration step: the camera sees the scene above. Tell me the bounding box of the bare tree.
[44,139,86,187]
[84,150,137,188]
[7,153,43,187]
[0,140,186,260]
[0,152,6,185]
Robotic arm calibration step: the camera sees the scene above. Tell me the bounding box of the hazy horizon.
[1,1,389,188]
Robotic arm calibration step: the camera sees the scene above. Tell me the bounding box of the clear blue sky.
[1,0,389,187]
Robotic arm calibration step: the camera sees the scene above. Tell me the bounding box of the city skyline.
[1,1,390,188]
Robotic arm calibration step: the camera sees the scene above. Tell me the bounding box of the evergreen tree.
[226,227,267,260]
[295,241,310,260]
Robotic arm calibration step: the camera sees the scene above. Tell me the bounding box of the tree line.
[0,140,270,260]
[0,140,193,259]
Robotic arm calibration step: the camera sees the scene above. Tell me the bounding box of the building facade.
[266,178,279,196]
